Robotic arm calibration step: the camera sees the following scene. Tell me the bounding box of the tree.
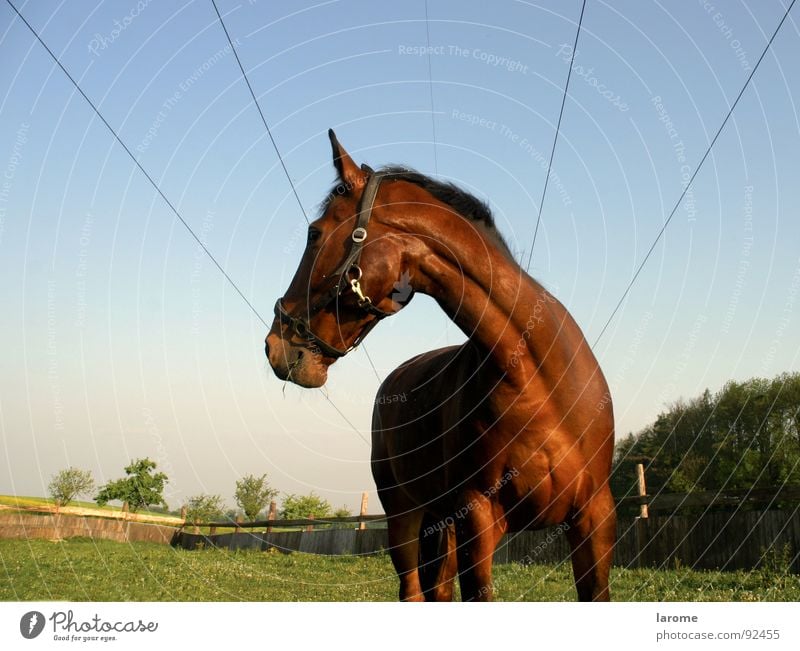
[95,458,168,512]
[184,494,225,523]
[333,505,351,518]
[234,474,278,521]
[279,492,332,520]
[48,467,94,507]
[610,372,800,504]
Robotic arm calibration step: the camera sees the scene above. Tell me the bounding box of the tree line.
[46,460,351,523]
[611,372,800,499]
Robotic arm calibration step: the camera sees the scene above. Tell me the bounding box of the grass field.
[1,539,798,601]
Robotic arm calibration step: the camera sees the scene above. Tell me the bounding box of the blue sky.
[1,0,799,512]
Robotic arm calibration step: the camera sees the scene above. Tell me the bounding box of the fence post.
[636,463,649,519]
[635,463,648,569]
[235,515,243,535]
[120,501,129,542]
[180,505,187,527]
[266,501,276,534]
[306,514,314,533]
[359,492,368,531]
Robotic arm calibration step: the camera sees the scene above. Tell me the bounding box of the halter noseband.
[274,168,400,358]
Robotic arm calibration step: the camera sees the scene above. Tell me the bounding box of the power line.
[6,0,372,444]
[210,1,383,389]
[592,0,797,347]
[210,0,309,224]
[4,0,269,328]
[525,0,587,272]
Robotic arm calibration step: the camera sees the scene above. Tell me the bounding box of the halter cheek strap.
[274,169,404,358]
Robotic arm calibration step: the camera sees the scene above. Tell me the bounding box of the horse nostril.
[296,349,304,360]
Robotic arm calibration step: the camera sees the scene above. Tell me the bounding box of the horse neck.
[411,214,569,389]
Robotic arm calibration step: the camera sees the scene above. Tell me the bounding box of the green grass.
[1,539,798,601]
[0,495,172,519]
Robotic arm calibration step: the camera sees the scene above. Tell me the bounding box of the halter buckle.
[352,227,367,243]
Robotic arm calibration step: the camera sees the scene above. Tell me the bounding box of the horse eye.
[307,228,321,245]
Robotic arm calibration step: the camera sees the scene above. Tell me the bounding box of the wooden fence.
[0,501,182,544]
[174,481,800,573]
[0,511,179,544]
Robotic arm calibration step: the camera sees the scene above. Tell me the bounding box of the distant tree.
[611,372,800,503]
[224,508,240,522]
[95,458,168,512]
[184,494,225,523]
[234,474,278,521]
[279,492,332,520]
[48,467,94,507]
[333,505,351,518]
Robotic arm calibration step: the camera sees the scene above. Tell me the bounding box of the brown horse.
[266,130,616,601]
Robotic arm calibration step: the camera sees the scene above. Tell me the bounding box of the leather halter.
[274,168,400,358]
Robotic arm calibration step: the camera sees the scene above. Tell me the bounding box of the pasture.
[2,539,798,602]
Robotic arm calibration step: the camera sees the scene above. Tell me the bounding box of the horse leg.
[566,483,616,602]
[387,511,426,601]
[418,515,457,601]
[454,491,503,601]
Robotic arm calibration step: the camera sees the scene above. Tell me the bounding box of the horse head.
[265,130,414,387]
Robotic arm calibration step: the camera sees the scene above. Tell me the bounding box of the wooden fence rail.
[183,483,800,532]
[172,480,800,574]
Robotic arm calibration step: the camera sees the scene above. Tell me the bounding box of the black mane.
[378,166,512,255]
[319,166,512,257]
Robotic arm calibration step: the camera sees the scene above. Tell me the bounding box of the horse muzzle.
[265,332,329,388]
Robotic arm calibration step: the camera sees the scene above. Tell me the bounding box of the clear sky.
[1,0,799,513]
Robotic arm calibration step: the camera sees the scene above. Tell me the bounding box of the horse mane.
[319,165,513,258]
[378,165,513,257]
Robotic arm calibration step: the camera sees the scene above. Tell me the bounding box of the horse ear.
[329,129,368,190]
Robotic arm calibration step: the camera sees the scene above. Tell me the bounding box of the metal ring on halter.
[352,227,367,243]
[347,264,363,282]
